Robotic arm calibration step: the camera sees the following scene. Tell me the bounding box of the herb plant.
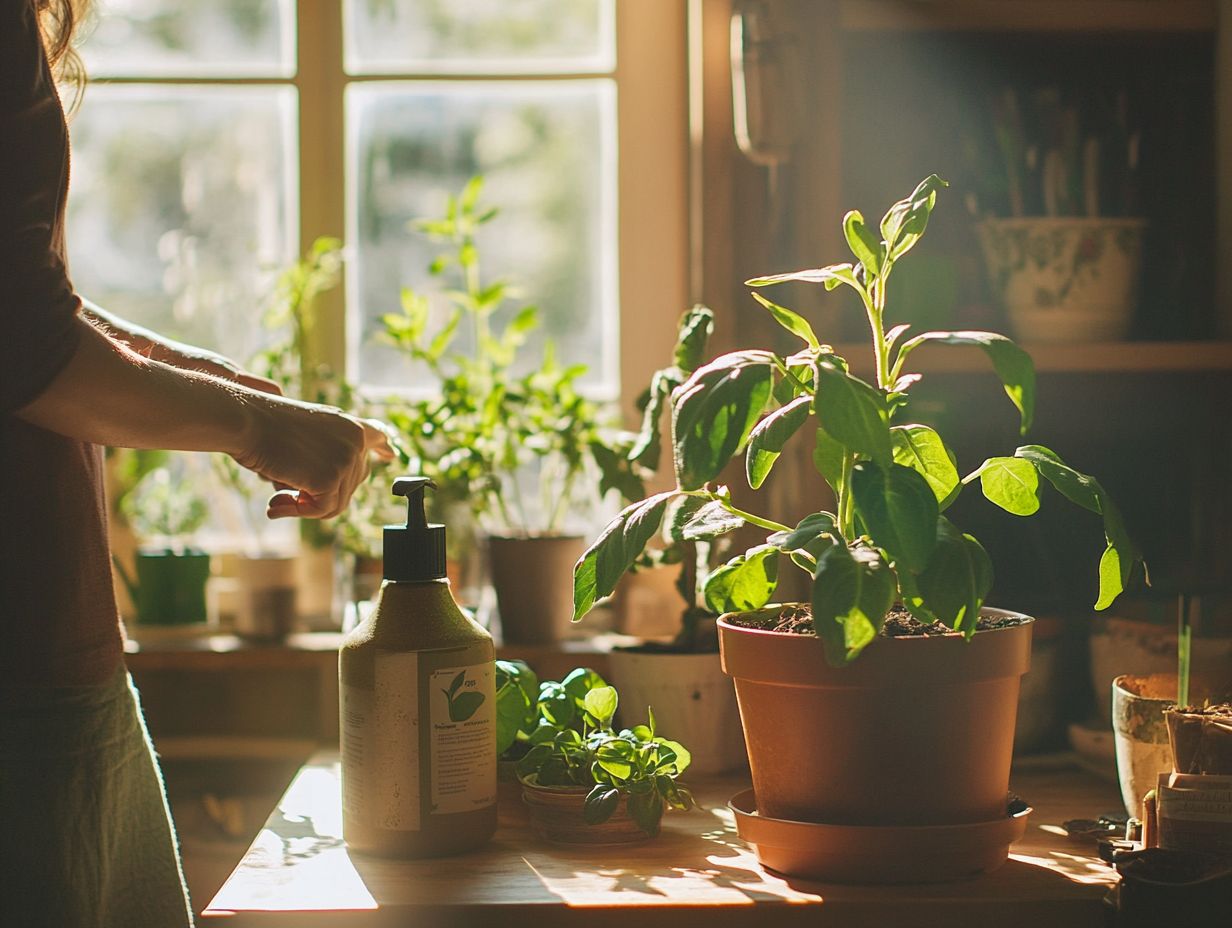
[121,464,208,546]
[574,176,1145,666]
[381,177,610,537]
[513,669,694,837]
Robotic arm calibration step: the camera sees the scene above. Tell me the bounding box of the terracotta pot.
[1112,673,1179,820]
[720,607,1032,833]
[607,649,747,775]
[521,783,649,846]
[488,535,586,645]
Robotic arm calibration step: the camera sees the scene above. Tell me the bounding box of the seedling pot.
[718,606,1033,883]
[1165,705,1232,776]
[489,535,586,645]
[521,783,649,846]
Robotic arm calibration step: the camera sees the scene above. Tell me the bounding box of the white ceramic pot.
[976,217,1146,342]
[606,649,747,775]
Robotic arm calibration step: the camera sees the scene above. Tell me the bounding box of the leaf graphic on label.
[448,671,466,697]
[448,690,486,722]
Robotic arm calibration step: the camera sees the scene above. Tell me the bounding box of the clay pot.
[1112,674,1179,820]
[607,649,747,775]
[488,535,586,645]
[521,783,649,846]
[718,606,1033,883]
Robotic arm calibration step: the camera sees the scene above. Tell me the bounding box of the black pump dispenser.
[383,477,447,582]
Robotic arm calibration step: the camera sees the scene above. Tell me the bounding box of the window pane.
[348,81,617,394]
[67,85,298,365]
[345,0,614,74]
[81,0,294,77]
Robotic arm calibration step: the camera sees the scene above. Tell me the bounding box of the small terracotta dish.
[729,789,1031,884]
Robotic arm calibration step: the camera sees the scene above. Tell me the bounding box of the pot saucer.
[729,789,1031,884]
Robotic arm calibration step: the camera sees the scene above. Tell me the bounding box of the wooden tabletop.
[203,752,1121,928]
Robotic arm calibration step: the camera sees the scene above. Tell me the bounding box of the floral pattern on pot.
[976,218,1146,343]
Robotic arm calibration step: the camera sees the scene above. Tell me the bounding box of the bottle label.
[341,652,420,831]
[428,663,496,815]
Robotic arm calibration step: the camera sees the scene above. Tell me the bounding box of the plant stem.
[703,492,791,534]
[838,453,855,537]
[1178,592,1192,708]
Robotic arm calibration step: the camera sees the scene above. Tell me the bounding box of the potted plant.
[115,462,211,627]
[573,175,1144,882]
[381,178,612,643]
[969,87,1146,342]
[510,668,694,844]
[590,305,746,774]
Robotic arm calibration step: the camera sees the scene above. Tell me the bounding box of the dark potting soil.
[1170,704,1232,717]
[730,604,1028,638]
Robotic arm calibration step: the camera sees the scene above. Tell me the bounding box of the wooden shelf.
[836,340,1232,375]
[840,0,1216,33]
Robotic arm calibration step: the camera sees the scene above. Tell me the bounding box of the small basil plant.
[511,668,695,837]
[573,175,1146,667]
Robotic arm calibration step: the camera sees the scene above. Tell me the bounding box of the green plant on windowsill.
[507,666,694,838]
[379,177,613,540]
[121,465,209,549]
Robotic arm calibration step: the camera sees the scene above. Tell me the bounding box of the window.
[69,0,687,409]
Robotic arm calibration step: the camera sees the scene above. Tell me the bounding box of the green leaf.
[629,369,676,470]
[591,440,646,502]
[915,518,993,636]
[573,491,679,619]
[891,425,960,507]
[494,660,538,757]
[770,511,839,552]
[657,739,692,775]
[673,305,715,373]
[676,498,745,542]
[448,671,466,697]
[584,686,619,727]
[850,462,939,572]
[880,174,948,261]
[628,789,665,837]
[596,743,634,780]
[810,543,895,666]
[703,544,780,614]
[897,331,1035,434]
[750,292,819,349]
[561,667,608,704]
[584,786,622,825]
[671,352,775,490]
[843,209,884,276]
[746,395,812,489]
[973,456,1040,515]
[745,262,862,293]
[812,426,847,494]
[1014,445,1141,609]
[814,362,892,466]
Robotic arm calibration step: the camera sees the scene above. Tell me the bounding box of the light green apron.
[1,668,194,927]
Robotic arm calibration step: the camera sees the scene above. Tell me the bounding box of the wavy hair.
[36,0,90,110]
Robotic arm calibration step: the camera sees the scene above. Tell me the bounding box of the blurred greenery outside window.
[67,0,632,551]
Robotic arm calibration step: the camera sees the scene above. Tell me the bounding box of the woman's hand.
[230,394,397,520]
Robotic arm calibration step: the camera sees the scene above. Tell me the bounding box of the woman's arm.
[16,315,393,519]
[81,298,283,395]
